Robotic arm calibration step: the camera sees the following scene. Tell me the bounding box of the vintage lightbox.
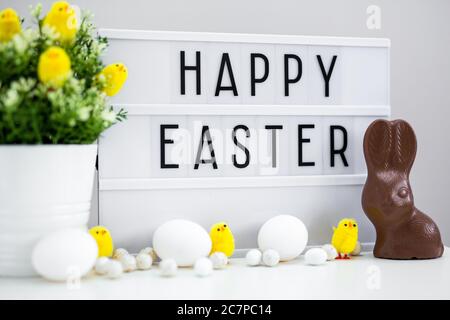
[97,29,390,252]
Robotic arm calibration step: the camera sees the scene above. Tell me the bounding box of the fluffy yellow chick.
[331,218,358,259]
[43,1,77,43]
[98,63,128,96]
[89,226,114,257]
[0,8,21,42]
[209,222,235,257]
[37,46,71,88]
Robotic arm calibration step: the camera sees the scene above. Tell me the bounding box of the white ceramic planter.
[0,145,98,277]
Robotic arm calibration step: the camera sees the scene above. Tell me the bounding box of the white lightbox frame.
[97,29,390,252]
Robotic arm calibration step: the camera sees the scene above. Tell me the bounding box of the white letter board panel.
[98,30,390,252]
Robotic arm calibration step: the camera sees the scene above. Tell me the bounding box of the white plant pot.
[0,144,98,277]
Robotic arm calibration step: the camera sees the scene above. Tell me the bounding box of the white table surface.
[1,248,449,300]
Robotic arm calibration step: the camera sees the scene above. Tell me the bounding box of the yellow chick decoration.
[43,1,77,43]
[331,218,358,260]
[209,222,235,257]
[0,8,21,43]
[89,226,114,257]
[37,46,71,88]
[98,63,128,97]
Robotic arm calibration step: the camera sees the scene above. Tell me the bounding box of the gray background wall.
[5,0,450,244]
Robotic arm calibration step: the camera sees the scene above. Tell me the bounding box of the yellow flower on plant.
[98,63,128,96]
[0,8,21,42]
[43,1,77,43]
[38,46,71,88]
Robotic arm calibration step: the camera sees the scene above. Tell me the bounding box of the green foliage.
[0,4,126,144]
[65,13,108,88]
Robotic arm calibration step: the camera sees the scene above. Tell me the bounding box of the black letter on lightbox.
[284,54,302,96]
[250,53,269,96]
[180,51,201,95]
[316,55,337,97]
[330,125,349,167]
[160,124,179,169]
[232,125,251,169]
[298,124,315,167]
[265,125,283,168]
[215,53,238,96]
[194,126,218,169]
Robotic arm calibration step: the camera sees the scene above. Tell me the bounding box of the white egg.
[113,248,128,260]
[246,249,262,266]
[258,215,308,262]
[322,244,338,260]
[136,253,153,270]
[194,257,213,277]
[153,219,212,267]
[159,259,177,277]
[106,260,123,279]
[262,249,280,267]
[94,257,110,275]
[209,252,228,269]
[120,254,137,272]
[351,241,362,256]
[139,247,158,262]
[305,248,328,266]
[32,228,98,282]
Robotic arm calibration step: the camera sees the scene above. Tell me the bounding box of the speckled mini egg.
[32,228,98,282]
[351,241,362,256]
[136,253,153,270]
[153,219,212,267]
[113,248,128,260]
[139,247,158,262]
[159,259,177,277]
[194,257,213,277]
[322,244,338,260]
[305,248,328,266]
[94,257,111,275]
[119,254,137,272]
[246,249,262,266]
[209,252,228,269]
[106,260,123,279]
[262,249,280,267]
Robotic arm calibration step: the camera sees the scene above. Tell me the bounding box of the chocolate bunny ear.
[363,119,393,171]
[364,119,417,174]
[391,120,417,174]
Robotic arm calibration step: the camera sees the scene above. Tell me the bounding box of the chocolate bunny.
[362,119,444,259]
